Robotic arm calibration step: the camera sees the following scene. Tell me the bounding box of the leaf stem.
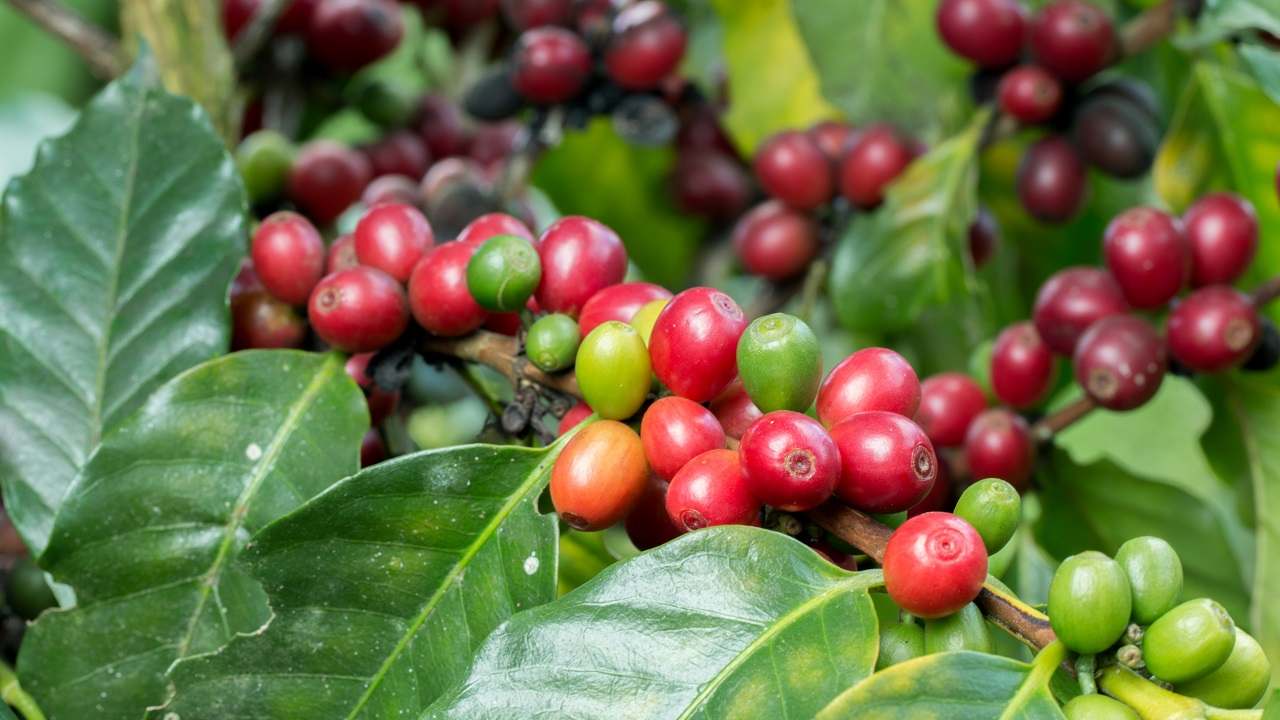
[0,660,46,720]
[1076,654,1097,695]
[3,0,123,78]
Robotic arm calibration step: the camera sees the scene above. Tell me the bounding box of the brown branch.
[420,330,582,400]
[5,0,123,78]
[1119,0,1177,59]
[1031,395,1097,443]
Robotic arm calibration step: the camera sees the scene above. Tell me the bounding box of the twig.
[1031,396,1097,443]
[4,0,123,78]
[1119,0,1177,59]
[232,0,288,69]
[420,330,582,400]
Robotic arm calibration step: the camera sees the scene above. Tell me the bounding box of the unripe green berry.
[736,313,822,413]
[953,478,1021,554]
[576,321,650,420]
[1176,629,1271,709]
[923,603,992,654]
[876,620,924,670]
[629,298,668,346]
[1143,598,1235,683]
[526,313,580,372]
[1062,694,1139,720]
[6,556,57,621]
[237,130,296,204]
[1114,536,1182,625]
[467,234,542,312]
[1048,551,1132,654]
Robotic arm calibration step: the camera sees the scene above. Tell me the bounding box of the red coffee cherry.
[916,373,987,448]
[469,121,522,169]
[558,400,593,436]
[839,125,913,209]
[935,0,1027,69]
[1167,286,1262,373]
[808,120,855,165]
[1030,0,1116,84]
[308,267,409,352]
[306,0,404,73]
[408,242,488,337]
[1033,266,1129,355]
[250,211,326,306]
[649,287,749,402]
[362,131,431,180]
[677,105,737,157]
[739,411,840,511]
[604,1,688,90]
[360,428,387,467]
[354,203,435,283]
[345,353,400,425]
[964,408,1034,490]
[830,411,937,514]
[991,321,1056,408]
[625,475,684,550]
[231,291,307,350]
[536,216,628,316]
[969,206,1000,268]
[998,65,1063,124]
[1074,315,1166,411]
[579,281,673,337]
[326,234,359,275]
[1103,207,1189,309]
[665,449,761,531]
[731,200,821,281]
[456,212,535,246]
[512,27,592,104]
[551,420,649,531]
[753,130,834,211]
[710,379,764,440]
[362,175,420,208]
[816,347,921,427]
[673,151,752,221]
[502,0,574,30]
[288,141,372,226]
[416,94,474,159]
[883,512,988,619]
[640,396,726,481]
[1183,193,1259,287]
[1017,136,1087,223]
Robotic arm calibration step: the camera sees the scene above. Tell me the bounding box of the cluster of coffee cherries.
[224,0,405,77]
[938,0,1169,223]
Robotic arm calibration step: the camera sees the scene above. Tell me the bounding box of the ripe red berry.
[677,105,737,157]
[558,401,593,436]
[408,242,488,337]
[710,379,764,440]
[753,130,834,211]
[1074,315,1166,410]
[416,94,474,159]
[1183,193,1259,287]
[551,420,649,531]
[883,512,988,619]
[839,125,913,209]
[731,200,821,281]
[604,1,688,90]
[288,141,372,226]
[625,475,683,550]
[225,0,316,40]
[1167,286,1261,373]
[640,396,726,481]
[579,282,674,337]
[1033,266,1129,355]
[817,347,921,427]
[998,65,1063,124]
[1030,0,1116,84]
[536,216,628,316]
[807,120,855,165]
[665,449,761,531]
[991,321,1056,408]
[935,0,1027,69]
[649,287,749,402]
[308,267,409,352]
[306,0,404,72]
[830,411,937,514]
[231,291,307,350]
[916,373,987,448]
[1017,136,1087,223]
[456,212,535,246]
[672,151,752,220]
[354,203,435,283]
[345,352,400,425]
[969,206,1000,268]
[361,428,388,467]
[362,175,420,208]
[362,131,431,180]
[326,234,359,275]
[512,27,592,104]
[502,0,574,30]
[964,409,1034,490]
[739,411,840,511]
[1103,207,1189,309]
[250,211,326,306]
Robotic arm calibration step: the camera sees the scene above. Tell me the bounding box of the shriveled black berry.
[1243,318,1280,372]
[464,65,527,121]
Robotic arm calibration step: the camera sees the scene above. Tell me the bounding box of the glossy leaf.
[158,440,564,719]
[0,66,248,554]
[17,351,366,720]
[1178,0,1280,48]
[424,527,881,719]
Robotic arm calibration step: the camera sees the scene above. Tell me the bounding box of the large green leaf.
[17,351,366,719]
[0,67,248,554]
[424,527,881,719]
[158,440,565,719]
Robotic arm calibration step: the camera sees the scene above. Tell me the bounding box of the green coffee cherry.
[953,478,1021,554]
[1113,536,1182,625]
[7,556,57,620]
[876,620,924,670]
[1143,598,1235,683]
[1061,694,1139,720]
[236,130,296,204]
[1176,629,1271,709]
[736,313,822,413]
[575,321,650,420]
[526,313,580,373]
[466,234,542,312]
[629,298,667,346]
[924,603,992,654]
[1048,551,1132,654]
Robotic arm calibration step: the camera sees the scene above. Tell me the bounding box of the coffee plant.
[0,0,1277,718]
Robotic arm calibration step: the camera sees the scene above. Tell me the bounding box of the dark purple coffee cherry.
[1074,315,1166,411]
[1017,136,1087,223]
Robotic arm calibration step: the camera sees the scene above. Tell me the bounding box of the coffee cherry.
[882,512,988,619]
[839,125,913,209]
[1183,193,1259,287]
[1144,599,1236,683]
[416,94,474,159]
[324,235,357,275]
[923,603,993,654]
[512,27,592,104]
[466,234,542,312]
[469,121,522,169]
[649,287,748,402]
[1048,551,1132,654]
[625,474,684,550]
[361,175,420,208]
[677,105,737,157]
[1073,96,1159,179]
[360,428,387,467]
[916,372,987,448]
[1103,207,1189,308]
[558,400,593,436]
[737,313,823,414]
[876,620,925,670]
[236,130,296,204]
[953,478,1020,554]
[817,347,921,427]
[288,141,372,226]
[935,0,1027,69]
[408,243,487,337]
[502,0,573,30]
[673,151,752,221]
[231,291,307,350]
[250,211,326,305]
[579,282,673,337]
[963,409,1034,490]
[604,1,688,90]
[354,203,435,283]
[536,216,628,316]
[1244,318,1280,372]
[710,379,764,440]
[1074,315,1166,411]
[968,206,1000,268]
[753,130,834,211]
[991,321,1056,408]
[222,0,256,41]
[309,267,409,352]
[738,411,839,511]
[1017,136,1087,223]
[1030,0,1115,83]
[551,420,649,531]
[997,65,1063,124]
[456,212,535,246]
[1062,695,1140,720]
[576,321,651,420]
[640,396,725,481]
[6,557,57,621]
[665,449,761,531]
[731,201,821,281]
[1115,536,1183,625]
[1177,629,1272,710]
[1167,286,1261,373]
[830,411,937,513]
[526,313,580,372]
[808,120,854,165]
[1033,266,1129,355]
[306,0,404,72]
[361,131,430,182]
[345,352,399,425]
[629,298,667,345]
